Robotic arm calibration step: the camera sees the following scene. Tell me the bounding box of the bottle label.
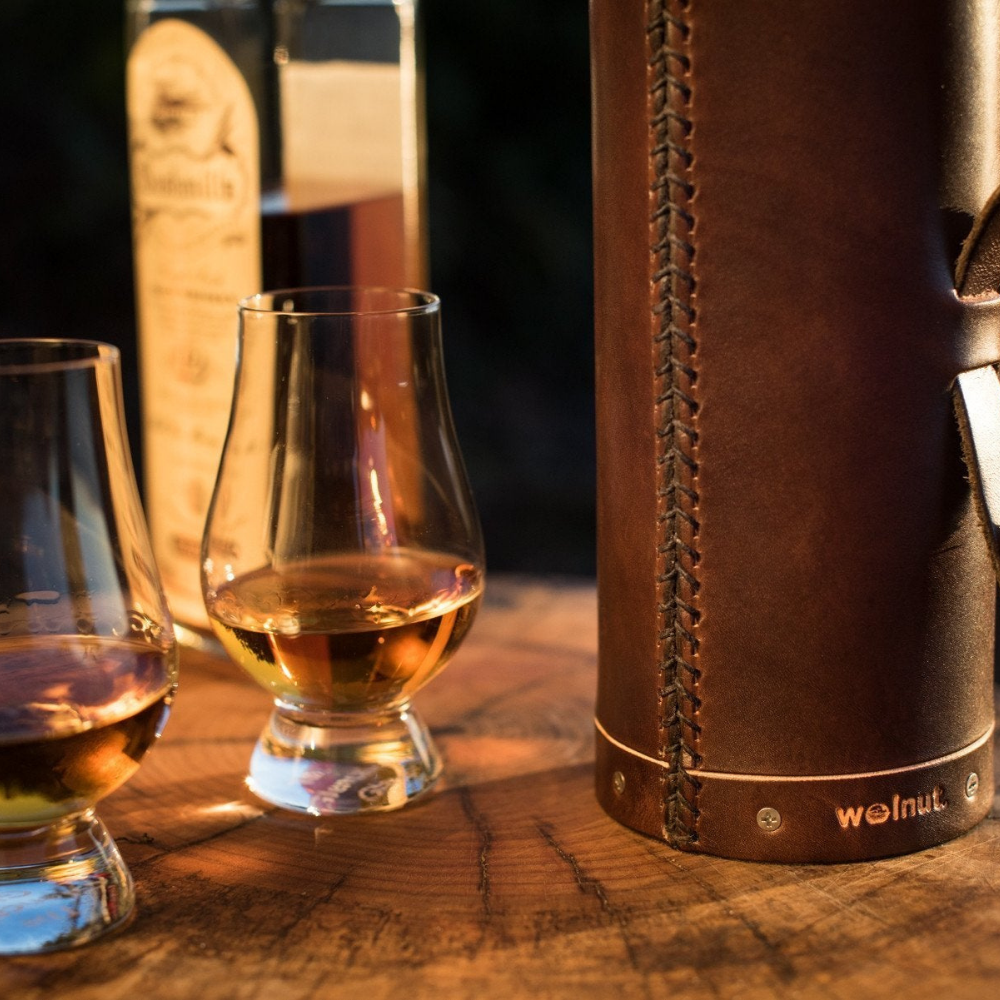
[127,19,261,629]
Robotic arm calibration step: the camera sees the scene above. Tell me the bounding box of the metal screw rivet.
[612,771,626,795]
[757,806,782,832]
[965,772,980,799]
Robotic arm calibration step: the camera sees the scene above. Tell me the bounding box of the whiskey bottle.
[124,0,427,637]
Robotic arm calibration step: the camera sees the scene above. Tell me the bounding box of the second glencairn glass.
[202,288,484,815]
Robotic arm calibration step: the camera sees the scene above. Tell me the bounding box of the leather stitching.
[649,0,702,849]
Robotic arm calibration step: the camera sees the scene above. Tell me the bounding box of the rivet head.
[757,806,782,832]
[612,771,626,795]
[965,772,980,799]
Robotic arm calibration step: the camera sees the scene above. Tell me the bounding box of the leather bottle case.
[592,0,1000,862]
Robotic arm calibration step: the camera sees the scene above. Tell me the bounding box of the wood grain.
[3,577,999,1000]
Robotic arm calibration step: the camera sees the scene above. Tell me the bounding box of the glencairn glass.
[0,340,177,953]
[202,288,484,814]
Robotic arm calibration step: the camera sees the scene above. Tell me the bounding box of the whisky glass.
[202,288,484,815]
[0,340,177,954]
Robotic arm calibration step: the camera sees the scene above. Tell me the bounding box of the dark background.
[0,0,595,577]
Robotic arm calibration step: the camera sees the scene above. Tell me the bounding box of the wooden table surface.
[3,577,999,999]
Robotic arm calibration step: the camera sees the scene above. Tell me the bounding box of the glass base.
[0,811,134,955]
[247,706,442,815]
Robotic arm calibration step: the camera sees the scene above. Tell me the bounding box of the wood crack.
[460,786,494,921]
[656,852,798,984]
[535,820,644,977]
[126,807,276,865]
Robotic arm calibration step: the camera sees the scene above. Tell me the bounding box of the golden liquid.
[0,637,175,825]
[207,551,483,712]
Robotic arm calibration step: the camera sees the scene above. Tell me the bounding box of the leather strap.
[954,364,1000,581]
[957,185,1000,298]
[954,178,1000,579]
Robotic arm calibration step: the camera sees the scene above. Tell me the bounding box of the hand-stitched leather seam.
[649,0,702,849]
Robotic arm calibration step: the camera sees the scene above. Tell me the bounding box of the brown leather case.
[592,0,1000,862]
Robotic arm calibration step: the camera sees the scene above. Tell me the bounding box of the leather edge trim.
[595,721,994,862]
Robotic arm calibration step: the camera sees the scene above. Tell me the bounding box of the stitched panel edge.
[648,0,702,848]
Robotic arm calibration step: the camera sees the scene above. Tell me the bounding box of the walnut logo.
[864,802,891,825]
[835,786,948,829]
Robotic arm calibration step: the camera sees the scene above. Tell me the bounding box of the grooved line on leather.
[648,0,702,848]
